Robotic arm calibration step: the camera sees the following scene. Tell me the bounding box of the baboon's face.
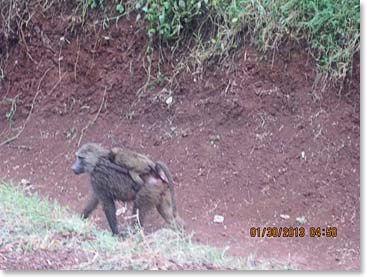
[72,155,87,175]
[72,143,106,175]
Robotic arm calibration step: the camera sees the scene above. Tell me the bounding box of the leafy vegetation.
[0,0,359,86]
[132,0,359,82]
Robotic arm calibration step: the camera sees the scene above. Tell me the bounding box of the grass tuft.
[0,180,290,270]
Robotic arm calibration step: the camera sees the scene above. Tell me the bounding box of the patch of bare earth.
[0,10,359,270]
[0,248,88,270]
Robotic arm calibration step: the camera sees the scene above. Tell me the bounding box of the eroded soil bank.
[0,10,360,270]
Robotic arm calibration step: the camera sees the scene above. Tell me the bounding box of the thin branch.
[6,144,32,151]
[74,36,80,82]
[77,87,107,147]
[0,67,54,147]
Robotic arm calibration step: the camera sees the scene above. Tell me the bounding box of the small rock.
[213,215,224,223]
[166,96,173,105]
[181,131,189,137]
[20,179,30,186]
[296,216,307,224]
[280,214,290,220]
[300,151,306,160]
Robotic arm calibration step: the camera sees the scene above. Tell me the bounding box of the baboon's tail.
[155,161,177,218]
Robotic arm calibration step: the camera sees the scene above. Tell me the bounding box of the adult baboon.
[71,143,182,235]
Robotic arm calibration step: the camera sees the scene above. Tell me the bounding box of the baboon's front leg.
[102,199,118,235]
[82,193,99,219]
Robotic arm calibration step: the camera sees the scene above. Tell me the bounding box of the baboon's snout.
[71,160,83,175]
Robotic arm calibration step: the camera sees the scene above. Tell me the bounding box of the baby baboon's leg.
[129,171,145,187]
[82,194,99,219]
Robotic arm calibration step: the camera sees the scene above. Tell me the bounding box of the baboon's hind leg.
[156,193,176,225]
[132,196,155,228]
[157,193,185,230]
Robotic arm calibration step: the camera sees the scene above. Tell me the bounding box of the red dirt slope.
[0,11,360,270]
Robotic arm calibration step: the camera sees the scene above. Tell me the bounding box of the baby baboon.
[71,143,182,235]
[109,147,177,218]
[108,147,156,189]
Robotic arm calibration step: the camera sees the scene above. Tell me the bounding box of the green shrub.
[134,0,359,82]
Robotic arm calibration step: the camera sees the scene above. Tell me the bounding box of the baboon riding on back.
[71,143,183,235]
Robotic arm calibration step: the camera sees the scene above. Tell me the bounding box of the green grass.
[0,180,290,270]
[133,0,359,84]
[0,0,359,87]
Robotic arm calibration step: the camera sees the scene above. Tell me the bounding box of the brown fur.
[108,147,178,218]
[108,147,156,189]
[72,143,183,235]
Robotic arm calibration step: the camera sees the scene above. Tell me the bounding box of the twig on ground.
[6,144,32,151]
[74,36,80,82]
[17,19,37,65]
[207,200,220,214]
[0,67,54,147]
[77,87,107,147]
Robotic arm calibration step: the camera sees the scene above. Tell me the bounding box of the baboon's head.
[72,143,108,175]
